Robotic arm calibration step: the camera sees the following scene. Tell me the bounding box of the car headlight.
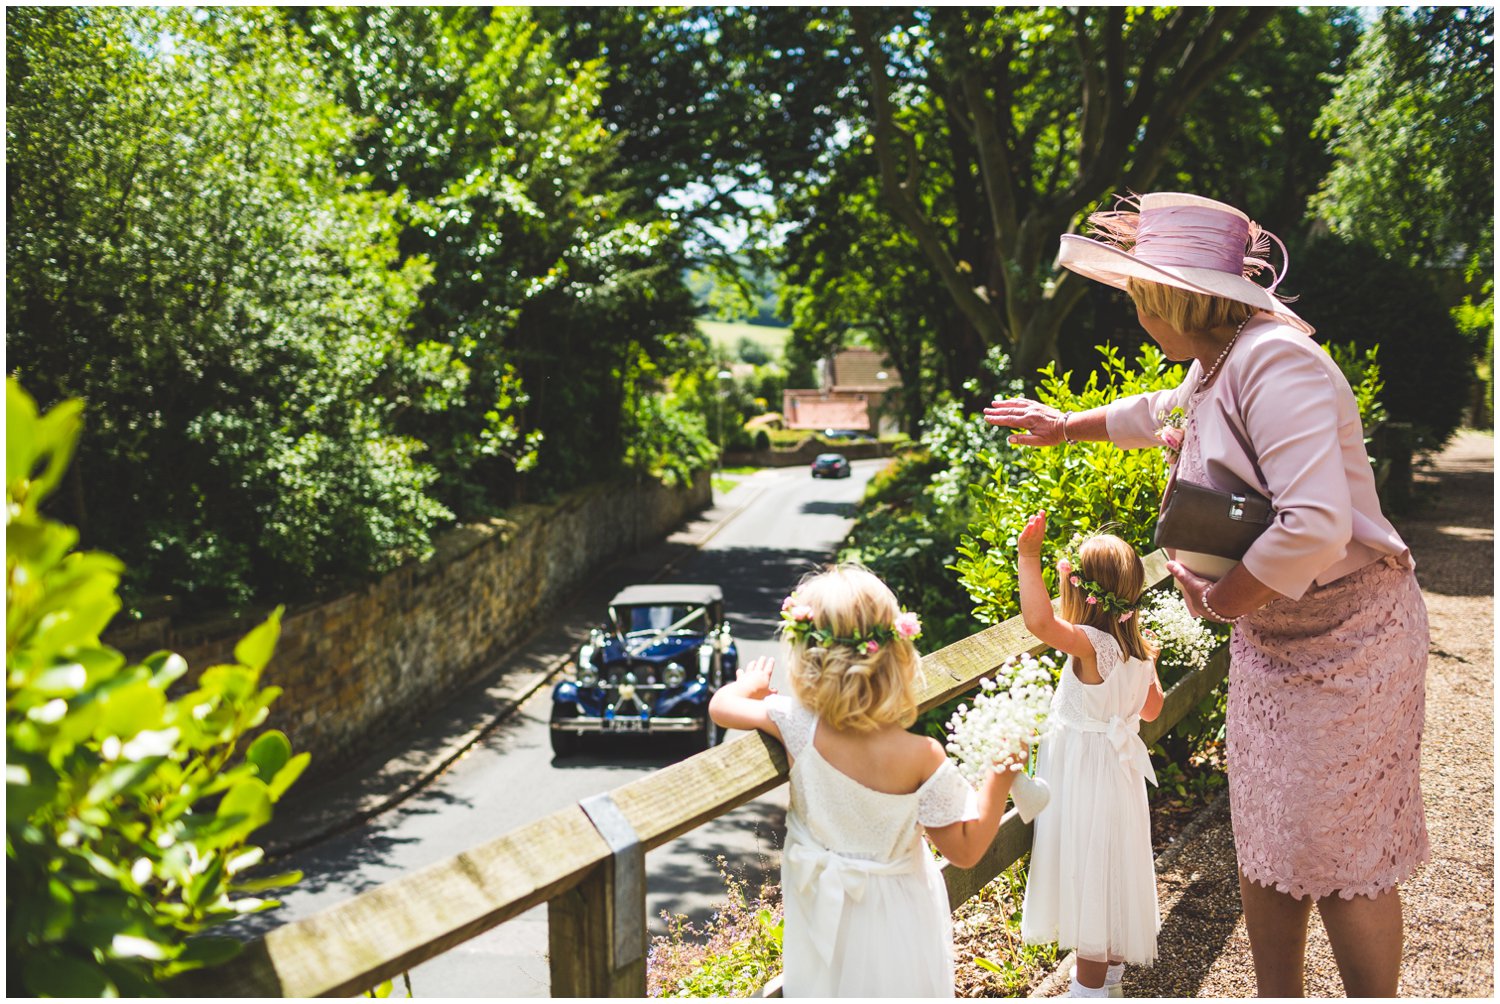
[663,662,687,687]
[576,665,598,688]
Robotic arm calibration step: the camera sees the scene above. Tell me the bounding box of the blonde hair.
[782,564,920,732]
[1059,533,1156,663]
[1127,277,1256,334]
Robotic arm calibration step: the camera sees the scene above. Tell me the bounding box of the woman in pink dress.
[984,192,1429,997]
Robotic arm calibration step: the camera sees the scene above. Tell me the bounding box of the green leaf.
[142,650,190,689]
[267,751,310,801]
[210,778,273,847]
[96,680,168,740]
[83,758,163,804]
[186,853,226,909]
[233,607,284,673]
[229,869,303,893]
[246,730,292,781]
[110,933,176,961]
[170,935,243,970]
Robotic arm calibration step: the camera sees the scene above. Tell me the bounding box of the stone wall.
[103,471,710,773]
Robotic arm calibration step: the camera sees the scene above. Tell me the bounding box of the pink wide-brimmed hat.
[1057,192,1313,334]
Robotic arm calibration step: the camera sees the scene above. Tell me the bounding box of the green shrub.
[954,344,1185,625]
[1323,341,1389,439]
[623,389,718,489]
[6,379,305,996]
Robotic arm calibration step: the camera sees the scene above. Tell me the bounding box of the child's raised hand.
[734,656,775,698]
[1017,510,1048,559]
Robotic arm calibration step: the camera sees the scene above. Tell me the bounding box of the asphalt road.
[229,458,884,996]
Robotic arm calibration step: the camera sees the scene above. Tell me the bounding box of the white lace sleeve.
[1078,624,1122,681]
[917,759,980,828]
[764,693,815,759]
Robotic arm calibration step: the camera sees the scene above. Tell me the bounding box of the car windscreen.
[622,605,701,633]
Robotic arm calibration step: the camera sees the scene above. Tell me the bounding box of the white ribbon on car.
[781,817,923,967]
[1074,713,1158,787]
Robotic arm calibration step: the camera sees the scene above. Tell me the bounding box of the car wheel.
[550,706,582,757]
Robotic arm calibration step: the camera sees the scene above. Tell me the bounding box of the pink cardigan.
[1104,317,1411,600]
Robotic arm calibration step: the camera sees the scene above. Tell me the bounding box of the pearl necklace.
[1198,314,1253,387]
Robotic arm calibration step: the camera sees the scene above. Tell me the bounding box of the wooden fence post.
[549,793,647,996]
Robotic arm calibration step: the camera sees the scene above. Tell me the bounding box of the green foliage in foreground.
[6,379,305,996]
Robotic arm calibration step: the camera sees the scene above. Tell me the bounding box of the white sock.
[1067,975,1110,998]
[1105,962,1125,986]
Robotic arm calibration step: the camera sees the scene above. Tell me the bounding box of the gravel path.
[1041,431,1495,998]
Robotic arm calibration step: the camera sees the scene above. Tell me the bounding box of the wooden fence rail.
[172,550,1228,998]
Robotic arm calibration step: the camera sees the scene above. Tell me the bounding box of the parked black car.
[549,584,738,756]
[810,452,851,478]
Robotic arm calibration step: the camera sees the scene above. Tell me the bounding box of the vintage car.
[549,583,738,756]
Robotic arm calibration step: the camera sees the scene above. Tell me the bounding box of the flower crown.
[1057,534,1142,623]
[779,593,922,655]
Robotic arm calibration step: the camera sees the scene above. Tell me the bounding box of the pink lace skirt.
[1227,554,1429,900]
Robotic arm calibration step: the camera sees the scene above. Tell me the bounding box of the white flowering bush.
[1139,589,1226,677]
[945,651,1058,786]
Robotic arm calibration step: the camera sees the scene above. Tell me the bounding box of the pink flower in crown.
[1070,575,1081,587]
[1086,595,1098,605]
[865,640,880,655]
[789,604,814,622]
[894,612,922,639]
[1118,610,1134,622]
[780,593,797,614]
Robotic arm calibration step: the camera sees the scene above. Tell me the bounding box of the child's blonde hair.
[1060,532,1156,662]
[781,564,920,732]
[1126,276,1256,334]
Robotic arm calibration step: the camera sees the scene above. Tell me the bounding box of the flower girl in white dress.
[1014,513,1165,998]
[710,564,1024,997]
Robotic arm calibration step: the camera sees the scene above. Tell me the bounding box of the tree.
[850,7,1278,379]
[539,6,859,281]
[1310,7,1494,273]
[6,7,448,609]
[294,8,705,512]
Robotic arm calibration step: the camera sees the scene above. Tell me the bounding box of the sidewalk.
[258,472,775,858]
[1038,431,1495,997]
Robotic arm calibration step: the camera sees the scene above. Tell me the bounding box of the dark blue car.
[549,583,738,756]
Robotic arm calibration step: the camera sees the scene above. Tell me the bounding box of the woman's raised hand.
[982,397,1068,447]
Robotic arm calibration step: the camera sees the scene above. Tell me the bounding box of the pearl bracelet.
[1201,585,1241,624]
[1061,413,1075,443]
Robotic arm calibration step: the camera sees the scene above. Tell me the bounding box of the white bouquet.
[944,650,1058,822]
[1140,589,1223,672]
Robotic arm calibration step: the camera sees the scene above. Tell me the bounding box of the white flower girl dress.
[1020,625,1160,965]
[765,694,977,997]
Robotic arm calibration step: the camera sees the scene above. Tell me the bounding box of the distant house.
[782,347,902,436]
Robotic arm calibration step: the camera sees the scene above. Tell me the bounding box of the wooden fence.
[171,550,1228,998]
